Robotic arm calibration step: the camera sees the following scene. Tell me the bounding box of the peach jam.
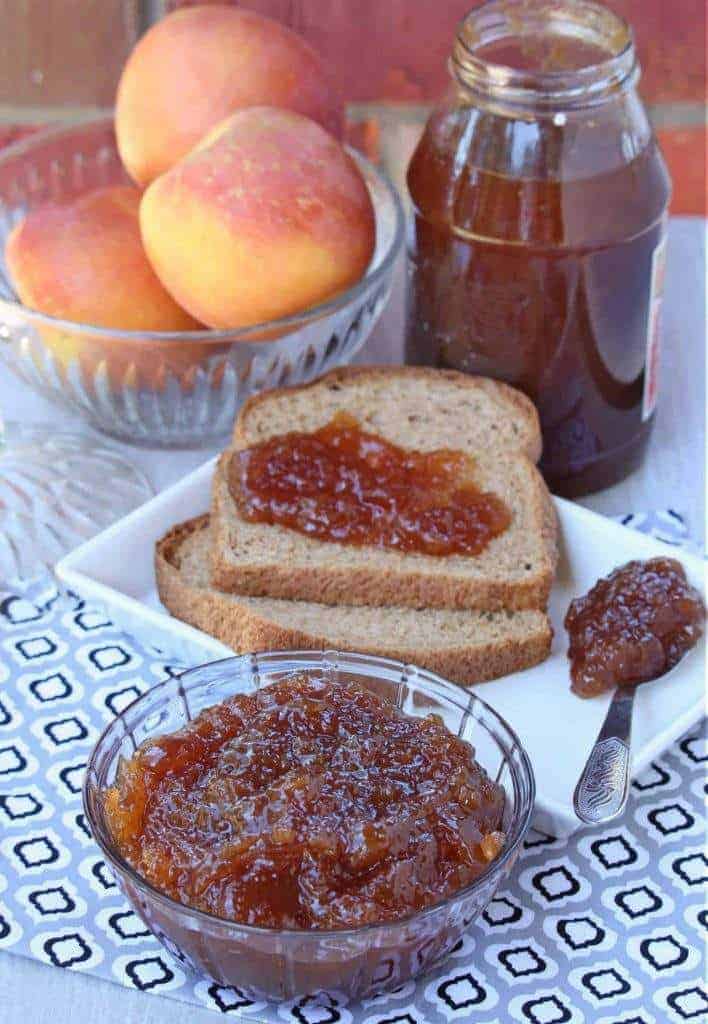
[229,412,510,557]
[565,558,704,697]
[406,1,671,496]
[103,674,506,928]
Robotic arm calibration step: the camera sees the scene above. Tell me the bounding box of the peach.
[6,185,201,332]
[139,108,376,330]
[116,5,340,187]
[5,185,208,388]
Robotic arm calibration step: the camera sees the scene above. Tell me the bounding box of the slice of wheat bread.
[212,449,556,610]
[210,367,557,611]
[156,516,553,686]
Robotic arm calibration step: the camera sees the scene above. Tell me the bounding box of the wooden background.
[0,0,704,212]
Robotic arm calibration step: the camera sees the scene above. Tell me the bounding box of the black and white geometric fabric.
[0,511,705,1022]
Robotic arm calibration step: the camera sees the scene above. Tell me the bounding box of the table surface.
[0,215,705,1023]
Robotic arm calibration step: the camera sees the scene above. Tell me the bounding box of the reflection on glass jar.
[406,0,671,497]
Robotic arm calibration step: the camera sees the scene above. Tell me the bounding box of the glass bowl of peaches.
[0,116,404,448]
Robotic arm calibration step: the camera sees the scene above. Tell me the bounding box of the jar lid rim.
[453,0,637,107]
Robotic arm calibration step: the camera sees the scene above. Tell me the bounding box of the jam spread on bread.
[229,412,511,556]
[103,674,505,928]
[565,558,704,698]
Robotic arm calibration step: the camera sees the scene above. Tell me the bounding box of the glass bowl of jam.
[406,0,671,496]
[84,650,535,1002]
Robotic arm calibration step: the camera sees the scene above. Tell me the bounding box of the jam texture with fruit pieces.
[230,412,511,557]
[104,673,505,928]
[565,557,704,697]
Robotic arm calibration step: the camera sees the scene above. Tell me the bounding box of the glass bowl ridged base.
[0,421,152,581]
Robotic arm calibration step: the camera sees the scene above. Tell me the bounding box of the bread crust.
[156,515,553,687]
[233,365,543,463]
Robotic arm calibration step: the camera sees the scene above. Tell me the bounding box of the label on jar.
[642,232,668,421]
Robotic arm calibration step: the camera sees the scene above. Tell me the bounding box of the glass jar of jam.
[406,0,671,497]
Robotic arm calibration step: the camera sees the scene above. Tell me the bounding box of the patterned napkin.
[0,511,705,1023]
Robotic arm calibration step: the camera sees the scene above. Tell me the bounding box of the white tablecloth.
[0,215,705,1024]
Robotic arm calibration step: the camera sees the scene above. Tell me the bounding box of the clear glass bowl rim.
[83,649,536,941]
[0,117,405,344]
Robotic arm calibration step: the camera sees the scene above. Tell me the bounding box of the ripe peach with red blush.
[139,108,376,330]
[116,4,341,186]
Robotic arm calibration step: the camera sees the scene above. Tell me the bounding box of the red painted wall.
[168,0,706,104]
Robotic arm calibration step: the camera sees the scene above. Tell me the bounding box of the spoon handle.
[574,686,635,825]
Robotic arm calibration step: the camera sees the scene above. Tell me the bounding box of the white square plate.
[57,457,705,836]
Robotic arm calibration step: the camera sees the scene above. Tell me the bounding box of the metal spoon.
[573,682,643,826]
